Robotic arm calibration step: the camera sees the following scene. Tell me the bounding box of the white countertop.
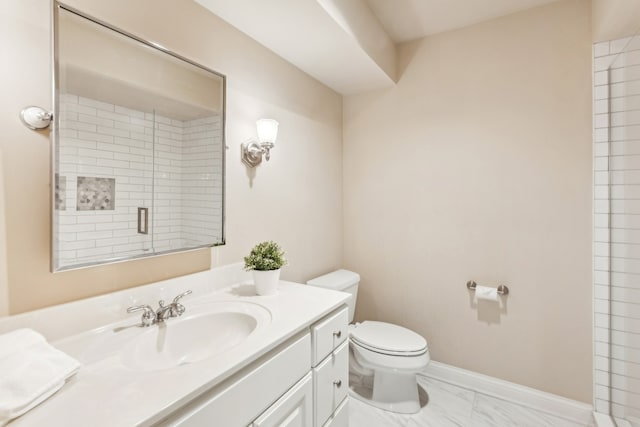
[2,265,349,426]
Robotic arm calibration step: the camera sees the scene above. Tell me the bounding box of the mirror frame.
[51,1,226,272]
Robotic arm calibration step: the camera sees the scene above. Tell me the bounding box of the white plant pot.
[252,269,281,296]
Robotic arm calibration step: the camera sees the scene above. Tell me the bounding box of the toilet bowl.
[307,270,430,414]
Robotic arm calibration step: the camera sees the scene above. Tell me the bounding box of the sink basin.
[121,301,271,372]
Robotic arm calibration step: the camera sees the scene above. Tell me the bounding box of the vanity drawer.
[311,307,348,366]
[313,341,348,427]
[322,398,348,427]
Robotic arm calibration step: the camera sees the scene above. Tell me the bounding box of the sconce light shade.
[241,118,280,168]
[256,119,279,144]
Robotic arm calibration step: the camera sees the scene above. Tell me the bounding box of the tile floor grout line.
[469,390,480,423]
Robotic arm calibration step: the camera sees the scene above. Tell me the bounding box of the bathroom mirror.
[52,2,225,271]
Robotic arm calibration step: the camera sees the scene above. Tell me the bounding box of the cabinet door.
[252,373,313,427]
[313,341,349,427]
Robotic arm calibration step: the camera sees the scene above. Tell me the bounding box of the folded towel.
[0,329,80,425]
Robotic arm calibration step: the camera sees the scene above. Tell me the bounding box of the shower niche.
[52,2,225,271]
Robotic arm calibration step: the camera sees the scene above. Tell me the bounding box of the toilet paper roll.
[474,285,499,302]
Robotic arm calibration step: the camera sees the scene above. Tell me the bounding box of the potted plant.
[244,241,288,295]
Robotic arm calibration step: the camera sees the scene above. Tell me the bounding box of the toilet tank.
[307,269,360,323]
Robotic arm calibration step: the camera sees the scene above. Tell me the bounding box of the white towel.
[0,329,80,425]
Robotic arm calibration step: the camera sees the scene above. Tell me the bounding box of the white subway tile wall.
[182,116,223,246]
[594,36,640,423]
[56,95,222,268]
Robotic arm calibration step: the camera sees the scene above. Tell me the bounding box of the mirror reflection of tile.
[55,174,66,211]
[76,176,116,211]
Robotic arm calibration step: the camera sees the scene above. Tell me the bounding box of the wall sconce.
[241,119,279,168]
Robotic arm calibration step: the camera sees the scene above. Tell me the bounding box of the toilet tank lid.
[306,269,360,291]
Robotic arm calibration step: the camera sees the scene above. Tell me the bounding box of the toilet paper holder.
[466,280,509,296]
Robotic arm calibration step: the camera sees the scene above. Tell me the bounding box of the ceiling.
[195,0,562,95]
[363,0,560,42]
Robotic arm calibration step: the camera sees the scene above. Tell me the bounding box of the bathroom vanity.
[0,264,350,426]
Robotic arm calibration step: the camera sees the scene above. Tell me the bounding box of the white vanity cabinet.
[310,307,349,427]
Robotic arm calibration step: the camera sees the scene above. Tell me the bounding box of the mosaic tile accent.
[76,176,115,211]
[55,174,66,211]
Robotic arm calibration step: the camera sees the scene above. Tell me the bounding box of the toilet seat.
[351,339,430,372]
[350,321,427,356]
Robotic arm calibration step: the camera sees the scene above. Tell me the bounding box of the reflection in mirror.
[53,3,225,271]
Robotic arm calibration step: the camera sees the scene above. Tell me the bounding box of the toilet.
[307,269,429,414]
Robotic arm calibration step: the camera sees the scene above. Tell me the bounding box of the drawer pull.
[333,330,342,339]
[333,380,342,388]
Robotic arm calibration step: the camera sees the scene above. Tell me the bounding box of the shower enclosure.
[594,31,640,427]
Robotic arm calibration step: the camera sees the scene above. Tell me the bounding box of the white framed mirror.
[52,2,225,271]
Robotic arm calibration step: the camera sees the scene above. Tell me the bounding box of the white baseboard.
[421,361,594,425]
[592,412,625,427]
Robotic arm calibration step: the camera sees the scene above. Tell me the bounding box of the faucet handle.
[172,290,192,305]
[172,290,192,317]
[127,305,156,327]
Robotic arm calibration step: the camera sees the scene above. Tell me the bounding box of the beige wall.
[343,0,592,402]
[0,0,342,314]
[592,0,640,42]
[0,149,8,317]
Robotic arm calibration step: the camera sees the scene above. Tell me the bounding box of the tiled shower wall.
[56,94,222,267]
[181,117,223,247]
[593,36,640,423]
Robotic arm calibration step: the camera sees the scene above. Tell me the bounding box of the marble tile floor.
[349,376,594,427]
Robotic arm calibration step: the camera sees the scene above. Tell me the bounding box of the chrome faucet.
[126,290,192,327]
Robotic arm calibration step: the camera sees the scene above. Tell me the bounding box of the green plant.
[244,241,288,271]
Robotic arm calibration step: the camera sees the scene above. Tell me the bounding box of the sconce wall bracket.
[241,140,264,168]
[241,140,275,168]
[20,106,53,130]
